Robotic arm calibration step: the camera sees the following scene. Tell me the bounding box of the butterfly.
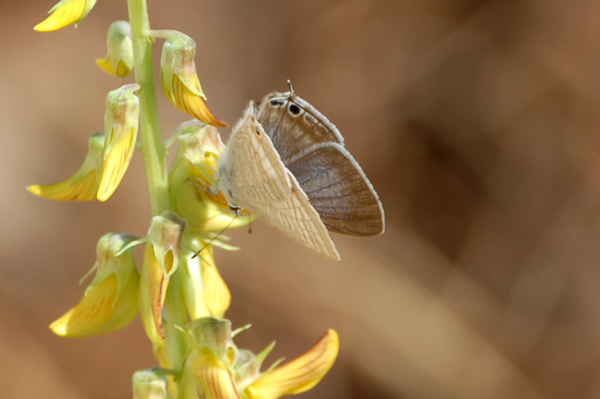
[216,87,385,260]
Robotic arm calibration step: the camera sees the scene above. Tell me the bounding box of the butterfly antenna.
[191,212,239,259]
[287,79,294,96]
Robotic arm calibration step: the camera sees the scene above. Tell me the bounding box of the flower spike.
[50,233,140,337]
[96,21,134,78]
[34,0,97,32]
[28,131,105,201]
[158,31,227,127]
[97,83,140,201]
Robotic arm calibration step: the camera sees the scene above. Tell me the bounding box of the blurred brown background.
[2,0,600,398]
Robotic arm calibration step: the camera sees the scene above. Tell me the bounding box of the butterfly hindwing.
[256,91,385,236]
[285,143,385,236]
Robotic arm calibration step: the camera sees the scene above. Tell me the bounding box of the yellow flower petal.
[194,350,240,399]
[171,74,227,128]
[50,270,139,337]
[202,246,231,317]
[28,169,97,201]
[96,57,116,76]
[114,60,131,78]
[28,131,105,201]
[34,0,89,32]
[139,245,168,344]
[245,330,340,399]
[97,126,136,201]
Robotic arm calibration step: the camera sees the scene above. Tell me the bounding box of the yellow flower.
[169,121,254,232]
[34,0,97,32]
[50,233,139,337]
[29,85,139,202]
[159,31,227,127]
[179,319,339,399]
[179,318,240,399]
[97,83,140,201]
[28,131,105,201]
[96,21,134,78]
[244,330,340,399]
[137,212,187,345]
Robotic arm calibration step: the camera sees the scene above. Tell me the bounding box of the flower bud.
[98,83,140,201]
[132,369,169,399]
[159,31,226,127]
[34,0,97,32]
[138,212,187,344]
[50,233,139,337]
[169,121,254,232]
[96,21,134,78]
[28,131,105,201]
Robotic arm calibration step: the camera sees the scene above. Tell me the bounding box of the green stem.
[127,0,169,216]
[127,0,187,377]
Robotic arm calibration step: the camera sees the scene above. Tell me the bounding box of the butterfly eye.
[288,103,301,116]
[270,100,285,107]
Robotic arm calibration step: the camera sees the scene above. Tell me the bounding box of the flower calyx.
[132,368,170,399]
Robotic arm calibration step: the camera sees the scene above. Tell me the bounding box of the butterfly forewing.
[221,111,290,204]
[256,92,344,165]
[218,108,341,260]
[256,91,385,237]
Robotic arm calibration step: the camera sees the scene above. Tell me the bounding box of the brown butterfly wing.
[256,92,385,236]
[256,92,344,165]
[285,143,384,236]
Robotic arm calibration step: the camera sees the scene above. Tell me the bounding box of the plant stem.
[127,0,169,216]
[127,0,188,377]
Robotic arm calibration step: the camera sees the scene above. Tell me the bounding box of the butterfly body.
[216,91,384,260]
